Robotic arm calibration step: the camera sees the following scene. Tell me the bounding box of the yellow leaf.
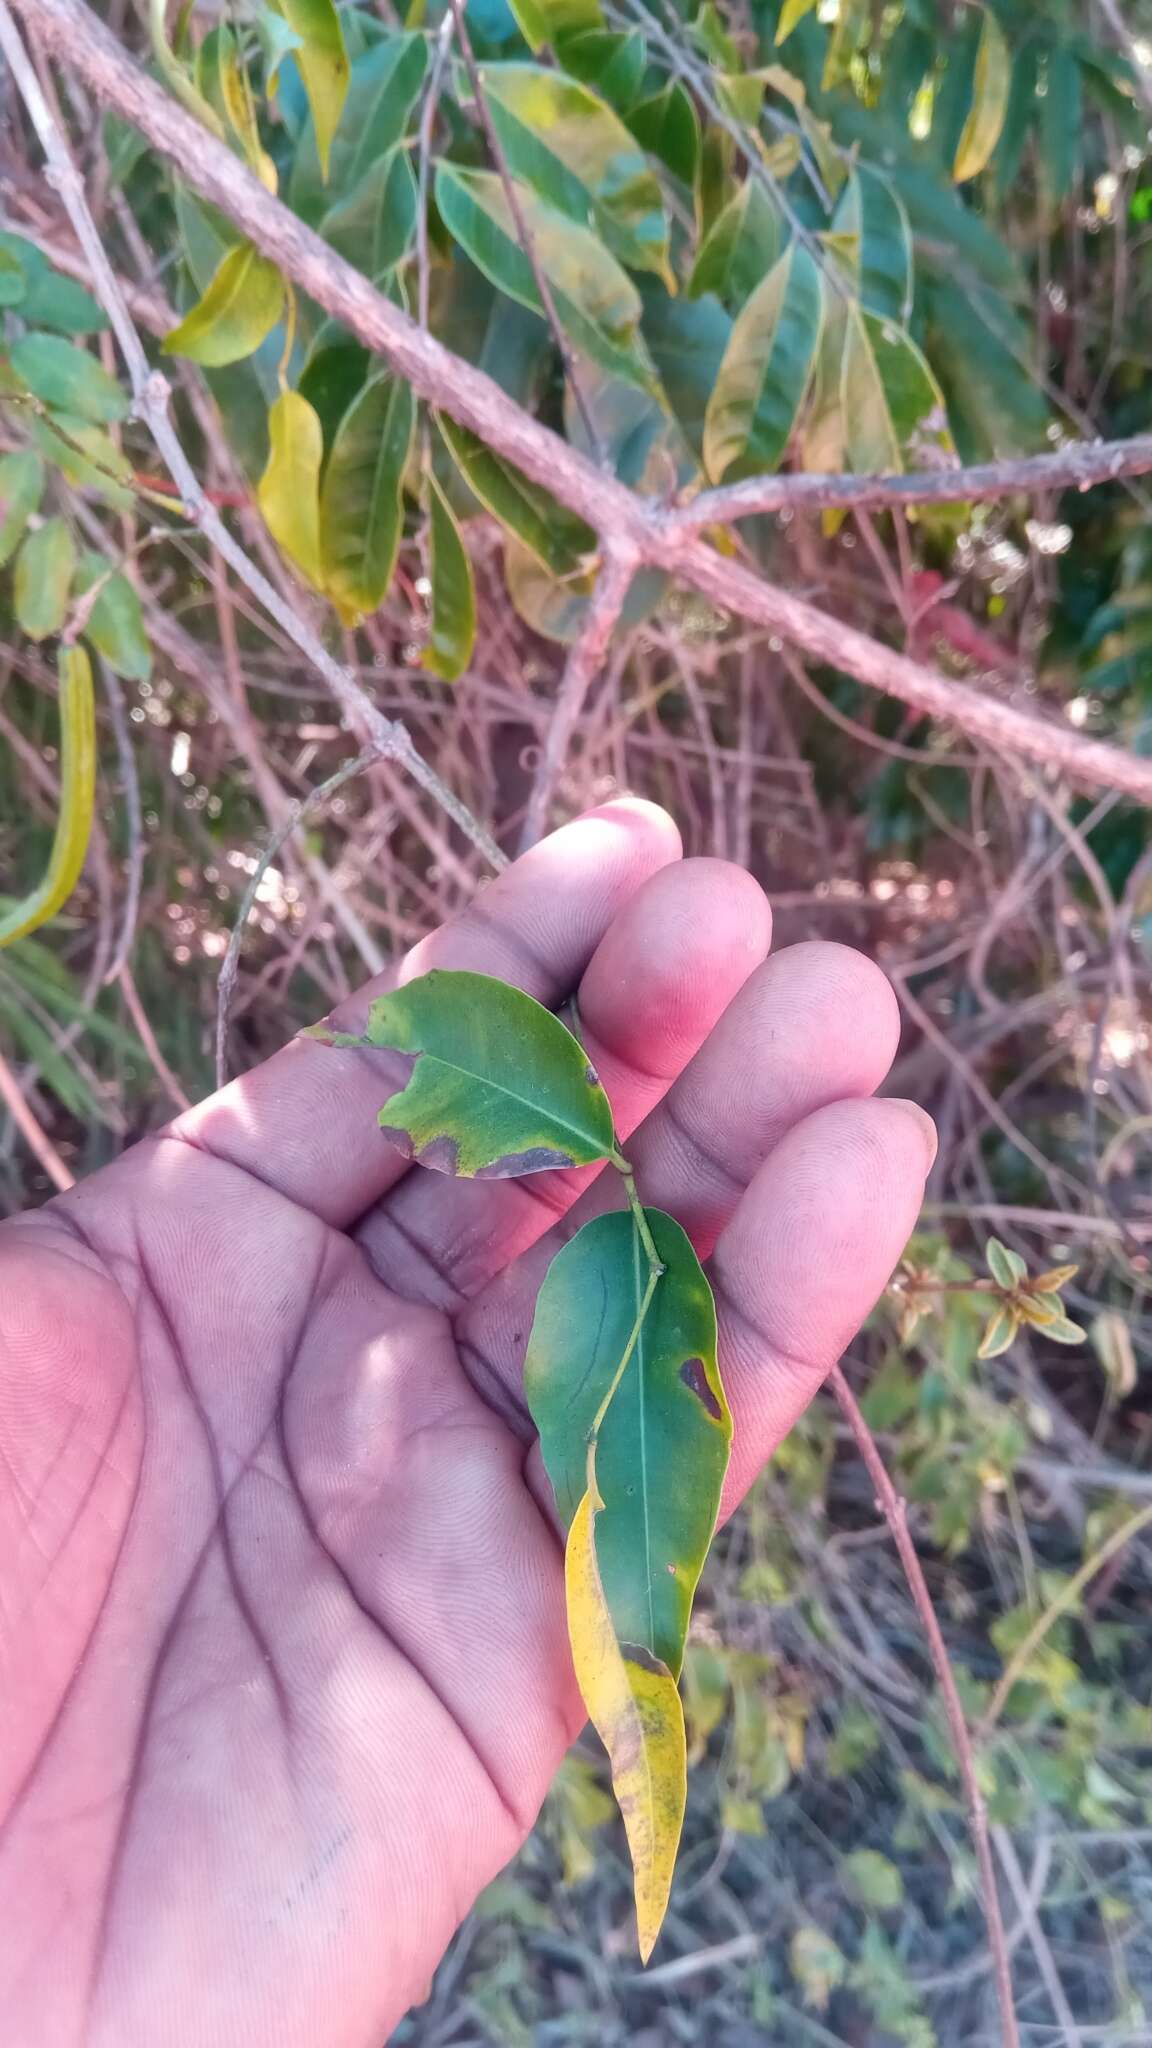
[775,0,816,45]
[566,1475,686,1963]
[163,245,284,367]
[0,646,96,949]
[257,390,324,591]
[952,8,1011,184]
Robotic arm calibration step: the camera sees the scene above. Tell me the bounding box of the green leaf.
[799,282,849,471]
[478,63,672,283]
[256,5,305,90]
[832,163,912,324]
[274,0,349,178]
[14,517,76,641]
[507,0,601,56]
[627,81,700,186]
[162,245,285,366]
[319,368,415,622]
[986,1236,1026,1289]
[29,414,134,511]
[688,179,784,310]
[844,1849,904,1910]
[8,335,127,426]
[315,967,616,1172]
[298,340,369,460]
[526,1206,730,1671]
[977,1306,1018,1360]
[422,468,476,682]
[0,644,95,950]
[74,551,152,681]
[566,1462,686,1962]
[703,241,823,482]
[289,31,428,224]
[0,230,107,333]
[922,276,1048,460]
[554,27,646,112]
[791,1924,847,2013]
[437,414,594,575]
[776,0,816,43]
[319,146,417,279]
[640,283,731,464]
[1039,46,1082,203]
[953,7,1011,184]
[0,450,45,569]
[434,164,652,390]
[0,244,26,308]
[841,307,956,475]
[258,389,325,589]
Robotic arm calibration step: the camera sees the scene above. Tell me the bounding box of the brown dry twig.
[10,0,1152,812]
[519,545,640,851]
[828,1361,1021,2048]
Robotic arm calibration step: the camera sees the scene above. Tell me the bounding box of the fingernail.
[886,1098,938,1170]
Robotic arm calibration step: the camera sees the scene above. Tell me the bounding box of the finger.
[354,859,773,1307]
[457,942,900,1420]
[171,798,681,1228]
[705,1097,936,1511]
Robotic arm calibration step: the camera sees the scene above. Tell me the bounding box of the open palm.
[0,801,934,2048]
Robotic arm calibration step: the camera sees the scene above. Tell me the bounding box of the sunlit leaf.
[8,334,127,425]
[0,449,45,568]
[311,968,616,1173]
[422,469,476,682]
[565,1468,686,1962]
[74,551,152,681]
[274,0,349,178]
[688,178,784,309]
[953,7,1011,183]
[0,645,95,950]
[478,63,673,283]
[526,1206,731,1670]
[434,164,653,390]
[833,162,912,324]
[776,0,816,43]
[703,241,823,482]
[14,516,76,641]
[508,0,601,56]
[841,306,957,475]
[258,389,325,589]
[319,146,418,279]
[162,244,285,366]
[628,80,700,185]
[319,368,414,622]
[437,413,595,575]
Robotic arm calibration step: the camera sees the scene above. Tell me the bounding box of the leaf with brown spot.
[310,968,615,1176]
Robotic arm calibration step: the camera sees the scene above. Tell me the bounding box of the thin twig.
[0,1044,74,1189]
[448,0,604,463]
[415,7,455,333]
[828,1361,1021,2048]
[519,546,639,851]
[667,433,1152,532]
[0,0,504,876]
[118,962,191,1112]
[11,0,1152,808]
[991,1828,1083,2048]
[97,657,143,984]
[216,747,385,1088]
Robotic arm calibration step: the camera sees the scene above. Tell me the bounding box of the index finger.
[170,800,681,1228]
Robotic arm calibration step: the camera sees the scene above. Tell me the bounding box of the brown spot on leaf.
[417,1134,461,1175]
[585,1062,600,1087]
[680,1356,723,1421]
[622,1641,667,1677]
[377,1121,415,1159]
[475,1145,573,1177]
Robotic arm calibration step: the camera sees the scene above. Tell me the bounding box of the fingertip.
[558,796,683,866]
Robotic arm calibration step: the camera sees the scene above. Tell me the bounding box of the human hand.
[0,801,935,2048]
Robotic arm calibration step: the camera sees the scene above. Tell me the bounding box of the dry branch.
[520,546,640,851]
[8,0,1152,828]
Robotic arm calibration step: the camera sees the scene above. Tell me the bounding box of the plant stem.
[613,1150,665,1280]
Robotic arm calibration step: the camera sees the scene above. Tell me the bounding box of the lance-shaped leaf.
[627,81,700,186]
[313,968,616,1174]
[437,415,595,576]
[776,0,816,42]
[554,26,646,112]
[688,179,784,310]
[299,339,369,458]
[422,471,476,683]
[477,63,672,283]
[258,389,325,590]
[319,147,417,279]
[842,306,957,475]
[74,551,152,682]
[14,517,76,641]
[9,334,127,426]
[703,241,823,482]
[274,0,349,179]
[289,32,427,224]
[566,1467,686,1963]
[799,277,850,472]
[953,7,1010,184]
[832,163,912,324]
[526,1207,730,1673]
[0,449,45,568]
[0,645,95,950]
[508,0,601,55]
[434,164,652,391]
[319,369,415,623]
[163,245,285,366]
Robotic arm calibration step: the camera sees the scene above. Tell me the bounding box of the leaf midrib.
[402,1045,607,1155]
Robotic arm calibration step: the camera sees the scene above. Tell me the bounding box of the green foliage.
[318,967,732,1958]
